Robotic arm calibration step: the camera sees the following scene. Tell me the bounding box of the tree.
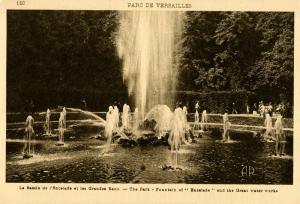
[7,10,124,111]
[179,11,223,91]
[214,12,260,90]
[248,12,294,103]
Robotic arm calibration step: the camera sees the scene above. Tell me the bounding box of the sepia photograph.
[5,9,294,185]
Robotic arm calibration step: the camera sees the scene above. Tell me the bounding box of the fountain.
[65,107,129,154]
[104,106,114,153]
[23,114,35,158]
[193,101,201,135]
[201,110,208,131]
[117,11,185,168]
[45,108,51,135]
[144,104,173,138]
[222,112,231,142]
[62,107,67,129]
[5,11,294,184]
[264,113,273,141]
[181,106,191,137]
[182,106,188,129]
[66,107,128,140]
[274,114,285,156]
[168,107,185,169]
[121,103,131,131]
[66,108,106,123]
[56,111,65,146]
[193,110,201,134]
[133,107,139,131]
[113,106,120,130]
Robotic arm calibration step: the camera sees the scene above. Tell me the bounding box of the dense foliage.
[179,11,294,105]
[7,10,127,111]
[7,11,293,112]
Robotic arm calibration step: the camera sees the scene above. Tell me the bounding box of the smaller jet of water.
[57,111,65,146]
[121,103,131,131]
[168,107,185,168]
[222,112,231,142]
[144,105,172,139]
[23,114,35,158]
[181,106,192,143]
[113,106,120,130]
[66,107,129,140]
[133,107,139,130]
[62,107,67,129]
[104,106,115,153]
[193,110,201,134]
[193,100,201,133]
[264,113,273,141]
[45,108,51,135]
[201,110,208,131]
[182,106,188,129]
[274,114,286,156]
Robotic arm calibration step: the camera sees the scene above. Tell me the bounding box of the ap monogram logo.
[241,166,255,177]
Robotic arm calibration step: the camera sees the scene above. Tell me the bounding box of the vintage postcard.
[0,0,299,203]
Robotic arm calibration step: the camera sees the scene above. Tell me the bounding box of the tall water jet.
[117,11,183,117]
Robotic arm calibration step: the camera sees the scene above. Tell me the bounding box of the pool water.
[6,133,293,184]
